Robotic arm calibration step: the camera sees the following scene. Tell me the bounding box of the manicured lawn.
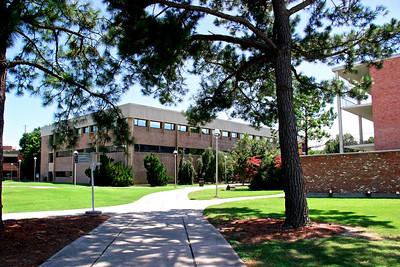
[204,197,400,266]
[2,181,177,213]
[188,186,283,200]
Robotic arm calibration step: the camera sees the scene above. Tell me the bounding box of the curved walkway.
[5,186,284,267]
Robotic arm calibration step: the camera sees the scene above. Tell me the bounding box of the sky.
[3,0,399,149]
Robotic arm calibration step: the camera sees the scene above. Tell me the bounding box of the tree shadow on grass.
[309,209,396,230]
[205,206,396,231]
[233,235,400,266]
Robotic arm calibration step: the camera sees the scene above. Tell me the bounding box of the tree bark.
[272,0,310,228]
[0,46,7,232]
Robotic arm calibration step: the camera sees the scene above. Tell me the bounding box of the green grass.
[188,186,283,200]
[204,197,400,266]
[2,180,177,213]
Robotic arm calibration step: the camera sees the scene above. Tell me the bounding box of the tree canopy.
[105,0,400,228]
[19,128,41,180]
[0,0,133,232]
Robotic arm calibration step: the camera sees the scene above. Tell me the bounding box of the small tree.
[85,155,133,186]
[324,133,359,154]
[197,148,215,183]
[178,153,196,185]
[143,153,170,186]
[107,162,134,187]
[19,128,41,180]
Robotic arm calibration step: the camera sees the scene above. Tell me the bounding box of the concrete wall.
[301,150,400,194]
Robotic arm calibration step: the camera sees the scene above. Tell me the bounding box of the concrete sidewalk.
[6,186,284,266]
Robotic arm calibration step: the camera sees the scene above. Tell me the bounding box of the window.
[255,136,260,140]
[178,125,187,132]
[4,157,18,163]
[49,153,54,163]
[56,151,72,157]
[190,127,199,133]
[240,133,245,139]
[142,145,160,152]
[134,119,147,127]
[164,123,175,130]
[83,127,89,134]
[150,121,161,129]
[222,131,229,137]
[201,128,210,135]
[248,134,254,139]
[231,132,238,138]
[76,128,82,135]
[160,146,175,153]
[91,125,97,132]
[56,171,72,177]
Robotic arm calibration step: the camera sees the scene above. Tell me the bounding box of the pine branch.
[192,34,271,51]
[288,0,318,16]
[154,0,278,50]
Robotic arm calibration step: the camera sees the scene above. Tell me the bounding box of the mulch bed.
[218,218,354,243]
[0,215,110,267]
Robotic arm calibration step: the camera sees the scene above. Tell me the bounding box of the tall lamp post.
[18,159,21,181]
[224,155,228,183]
[11,163,14,180]
[173,150,178,188]
[73,151,78,187]
[33,157,37,182]
[213,129,221,198]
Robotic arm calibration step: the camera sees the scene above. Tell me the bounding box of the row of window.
[54,145,207,159]
[73,119,267,141]
[134,119,268,140]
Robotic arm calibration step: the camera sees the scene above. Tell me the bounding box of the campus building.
[300,55,400,196]
[333,54,400,151]
[40,103,271,184]
[2,146,22,181]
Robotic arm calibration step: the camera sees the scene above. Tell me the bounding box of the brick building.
[333,54,400,151]
[300,56,400,196]
[2,146,22,181]
[40,103,271,184]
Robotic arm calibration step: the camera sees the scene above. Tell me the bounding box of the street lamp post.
[224,155,227,183]
[18,159,21,181]
[33,157,37,182]
[213,129,221,198]
[73,151,78,187]
[173,150,178,188]
[11,163,13,180]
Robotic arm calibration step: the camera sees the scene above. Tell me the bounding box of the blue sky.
[4,0,400,148]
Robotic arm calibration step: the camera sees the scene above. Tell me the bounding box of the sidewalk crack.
[182,217,197,267]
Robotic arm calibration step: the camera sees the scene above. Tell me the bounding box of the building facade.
[40,103,271,184]
[2,146,22,181]
[333,54,400,151]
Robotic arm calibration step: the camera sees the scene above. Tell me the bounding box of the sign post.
[75,152,103,216]
[85,152,103,216]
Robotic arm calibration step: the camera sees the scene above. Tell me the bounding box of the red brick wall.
[370,56,400,150]
[301,150,400,194]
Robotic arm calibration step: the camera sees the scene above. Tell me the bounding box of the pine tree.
[105,0,400,228]
[0,0,132,231]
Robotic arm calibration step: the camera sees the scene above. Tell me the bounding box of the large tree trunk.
[272,0,310,228]
[0,46,7,232]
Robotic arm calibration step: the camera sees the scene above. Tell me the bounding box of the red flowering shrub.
[274,155,282,168]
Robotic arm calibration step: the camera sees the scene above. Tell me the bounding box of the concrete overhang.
[344,143,375,151]
[342,102,373,121]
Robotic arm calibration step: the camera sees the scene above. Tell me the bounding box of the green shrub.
[178,153,196,185]
[85,155,134,186]
[144,153,170,186]
[107,161,134,187]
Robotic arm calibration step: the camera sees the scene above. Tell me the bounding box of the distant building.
[333,54,400,152]
[2,146,22,180]
[40,103,271,184]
